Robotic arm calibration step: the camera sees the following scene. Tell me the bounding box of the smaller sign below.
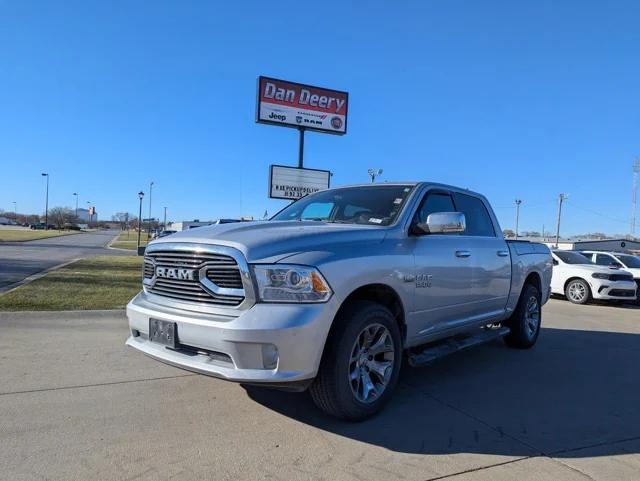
[269,164,331,200]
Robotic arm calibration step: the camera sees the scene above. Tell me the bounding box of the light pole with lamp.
[73,193,78,220]
[148,181,154,239]
[12,201,17,224]
[367,168,383,183]
[163,206,167,231]
[137,191,145,253]
[86,201,92,227]
[41,173,49,228]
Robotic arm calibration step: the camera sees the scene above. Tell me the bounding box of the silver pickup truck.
[126,182,552,420]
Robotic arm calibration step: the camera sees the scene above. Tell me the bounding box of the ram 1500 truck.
[126,182,553,420]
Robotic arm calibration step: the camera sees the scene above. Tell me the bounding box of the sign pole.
[298,128,305,168]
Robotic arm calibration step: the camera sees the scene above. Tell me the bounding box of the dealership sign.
[256,76,348,135]
[269,164,331,200]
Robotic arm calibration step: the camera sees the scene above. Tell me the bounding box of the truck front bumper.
[126,292,337,385]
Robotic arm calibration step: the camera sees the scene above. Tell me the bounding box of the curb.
[0,309,126,321]
[0,258,82,295]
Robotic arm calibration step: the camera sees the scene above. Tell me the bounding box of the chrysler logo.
[155,266,196,281]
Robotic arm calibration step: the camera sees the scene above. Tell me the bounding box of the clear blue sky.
[1,0,638,235]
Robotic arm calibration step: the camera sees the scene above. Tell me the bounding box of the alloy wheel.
[348,323,395,404]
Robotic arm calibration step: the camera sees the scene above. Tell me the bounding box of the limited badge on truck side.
[416,274,433,288]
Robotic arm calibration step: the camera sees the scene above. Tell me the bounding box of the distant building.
[76,208,91,222]
[543,238,640,254]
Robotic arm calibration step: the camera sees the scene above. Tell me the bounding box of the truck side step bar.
[407,326,511,367]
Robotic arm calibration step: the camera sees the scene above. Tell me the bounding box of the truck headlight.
[592,273,610,280]
[251,265,332,303]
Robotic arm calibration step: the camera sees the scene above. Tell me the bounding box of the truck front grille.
[143,250,244,306]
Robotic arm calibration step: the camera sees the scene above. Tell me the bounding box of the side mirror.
[412,212,466,235]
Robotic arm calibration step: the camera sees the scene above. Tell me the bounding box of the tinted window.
[415,192,456,224]
[555,251,593,264]
[595,254,618,266]
[453,193,495,237]
[615,254,640,268]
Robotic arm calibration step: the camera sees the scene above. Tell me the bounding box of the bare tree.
[47,207,77,229]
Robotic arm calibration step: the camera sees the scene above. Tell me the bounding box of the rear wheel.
[309,301,402,421]
[504,283,542,349]
[565,279,590,304]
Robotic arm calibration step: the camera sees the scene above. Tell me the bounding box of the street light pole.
[148,181,154,239]
[41,173,49,229]
[368,168,383,183]
[86,201,92,227]
[515,199,522,239]
[12,201,17,224]
[73,193,78,219]
[137,191,145,252]
[163,206,167,230]
[555,194,567,248]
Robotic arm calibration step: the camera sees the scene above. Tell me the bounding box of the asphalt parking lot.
[1,299,638,481]
[0,229,129,291]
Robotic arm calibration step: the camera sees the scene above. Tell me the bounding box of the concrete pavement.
[0,230,132,291]
[0,299,638,480]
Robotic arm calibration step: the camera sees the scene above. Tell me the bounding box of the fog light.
[261,344,279,369]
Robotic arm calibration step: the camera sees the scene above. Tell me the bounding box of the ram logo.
[155,267,196,281]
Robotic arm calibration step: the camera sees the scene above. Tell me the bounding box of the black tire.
[309,301,402,421]
[504,283,542,349]
[565,278,590,305]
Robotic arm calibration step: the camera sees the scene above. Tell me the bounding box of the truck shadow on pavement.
[245,327,640,457]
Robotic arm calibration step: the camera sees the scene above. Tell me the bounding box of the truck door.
[452,192,511,320]
[410,189,477,340]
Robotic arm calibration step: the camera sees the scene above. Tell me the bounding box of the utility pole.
[368,168,383,183]
[514,199,522,239]
[12,201,17,223]
[137,191,145,252]
[631,158,640,237]
[73,193,78,219]
[163,206,167,230]
[555,194,567,248]
[41,173,49,228]
[148,181,154,239]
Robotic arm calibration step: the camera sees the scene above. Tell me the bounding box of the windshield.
[555,251,594,265]
[615,254,640,268]
[272,185,414,226]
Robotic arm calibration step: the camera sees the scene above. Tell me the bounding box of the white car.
[579,250,640,294]
[551,250,637,304]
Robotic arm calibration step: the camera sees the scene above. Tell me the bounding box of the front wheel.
[309,301,402,421]
[504,283,542,349]
[565,279,590,304]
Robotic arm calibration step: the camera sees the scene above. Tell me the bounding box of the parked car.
[551,250,636,304]
[579,251,640,302]
[126,182,552,420]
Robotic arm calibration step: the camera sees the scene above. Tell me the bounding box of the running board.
[407,327,510,367]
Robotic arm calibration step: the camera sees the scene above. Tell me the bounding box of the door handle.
[455,250,471,258]
[497,250,509,257]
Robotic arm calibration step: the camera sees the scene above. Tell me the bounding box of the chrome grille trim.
[141,242,255,313]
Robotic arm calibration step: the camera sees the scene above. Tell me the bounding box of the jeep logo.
[155,266,195,281]
[269,112,286,121]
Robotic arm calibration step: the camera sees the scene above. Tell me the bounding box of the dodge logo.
[155,266,196,281]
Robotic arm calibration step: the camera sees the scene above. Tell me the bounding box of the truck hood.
[150,221,388,263]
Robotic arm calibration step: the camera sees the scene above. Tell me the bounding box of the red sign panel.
[256,76,348,135]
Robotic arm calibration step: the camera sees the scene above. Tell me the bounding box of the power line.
[564,200,628,225]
